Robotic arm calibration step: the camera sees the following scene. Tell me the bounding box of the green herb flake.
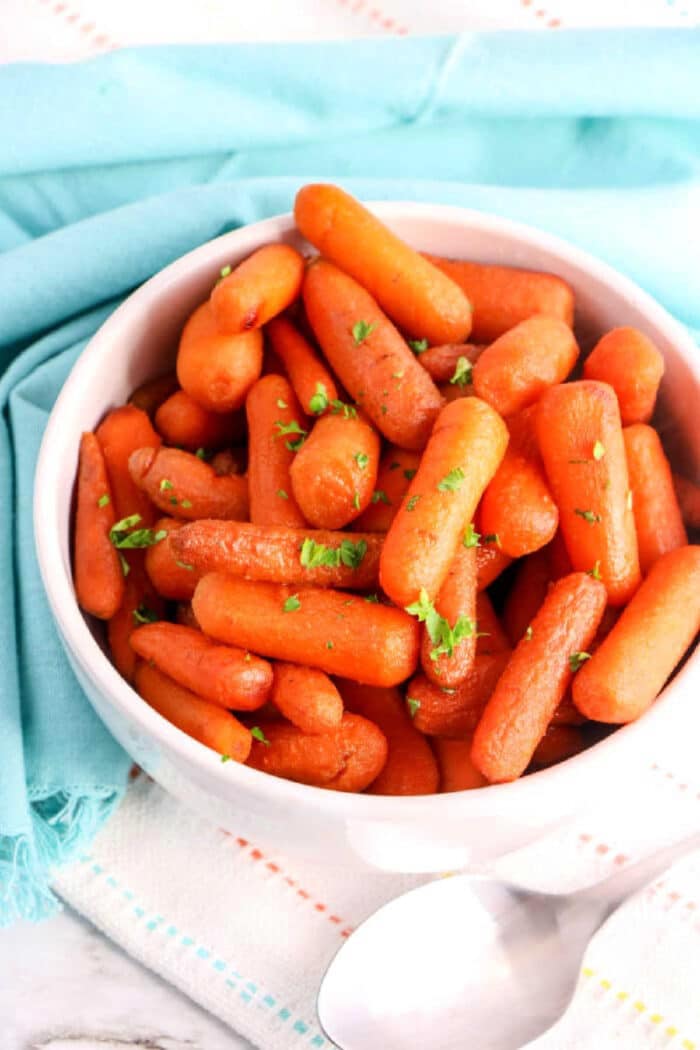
[364,593,379,603]
[588,560,602,580]
[326,640,334,650]
[169,496,178,506]
[119,553,130,578]
[109,515,167,551]
[408,339,429,355]
[276,398,288,409]
[449,356,473,389]
[524,625,533,642]
[575,508,601,524]
[330,399,358,419]
[97,493,110,508]
[300,537,367,571]
[389,461,401,471]
[355,452,370,470]
[437,467,465,493]
[380,404,388,415]
[463,522,481,548]
[132,604,159,626]
[309,382,329,415]
[160,479,174,492]
[180,499,193,509]
[251,726,270,746]
[353,492,361,511]
[392,371,405,380]
[283,594,301,613]
[352,320,376,345]
[220,753,232,763]
[482,533,501,547]
[175,560,194,571]
[569,651,591,673]
[371,490,391,505]
[277,489,289,500]
[406,495,421,511]
[407,697,421,718]
[405,587,476,661]
[274,419,308,452]
[403,468,417,481]
[593,440,606,461]
[219,265,232,279]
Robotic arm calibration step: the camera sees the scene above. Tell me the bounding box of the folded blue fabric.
[1,30,699,926]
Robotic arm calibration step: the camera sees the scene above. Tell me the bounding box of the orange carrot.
[144,518,202,600]
[129,372,179,417]
[475,544,513,590]
[193,575,420,687]
[550,694,587,727]
[623,424,687,573]
[546,528,574,579]
[337,680,439,795]
[573,545,700,723]
[583,327,664,425]
[531,725,586,768]
[420,545,477,687]
[96,405,161,524]
[270,663,343,734]
[172,520,381,590]
[407,652,511,738]
[107,559,165,683]
[380,397,508,607]
[177,301,263,413]
[473,316,579,417]
[74,432,125,620]
[475,592,511,654]
[302,259,444,450]
[134,661,251,761]
[289,411,380,529]
[417,343,484,384]
[155,390,238,451]
[266,316,339,417]
[433,738,487,792]
[673,473,700,530]
[502,549,550,646]
[210,244,305,333]
[295,184,472,345]
[537,381,641,606]
[246,374,307,528]
[128,446,249,521]
[354,448,422,532]
[472,573,606,782]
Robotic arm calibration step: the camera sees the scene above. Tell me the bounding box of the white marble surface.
[2,906,255,1050]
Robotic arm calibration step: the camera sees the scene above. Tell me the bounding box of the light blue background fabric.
[1,30,699,924]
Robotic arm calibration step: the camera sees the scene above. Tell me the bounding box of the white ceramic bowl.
[34,204,700,873]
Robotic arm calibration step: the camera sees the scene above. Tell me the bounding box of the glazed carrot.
[107,559,165,683]
[380,397,508,607]
[531,726,586,768]
[472,573,606,782]
[134,661,251,761]
[193,575,420,687]
[420,545,477,687]
[438,381,475,405]
[354,448,422,532]
[337,680,439,795]
[475,592,511,654]
[302,259,444,449]
[144,518,202,600]
[475,544,513,590]
[502,549,550,646]
[407,652,511,738]
[266,316,339,417]
[270,663,343,734]
[623,424,687,573]
[546,528,573,579]
[295,184,472,345]
[74,432,125,620]
[128,446,249,521]
[177,301,263,413]
[96,405,161,525]
[172,520,382,590]
[155,390,238,451]
[246,712,387,791]
[573,545,700,723]
[473,316,579,417]
[583,327,664,425]
[210,447,247,476]
[210,244,305,333]
[129,372,179,417]
[673,473,700,529]
[424,256,575,344]
[479,406,558,557]
[417,343,484,384]
[433,738,487,792]
[537,381,641,605]
[130,622,272,711]
[246,374,307,527]
[290,411,380,529]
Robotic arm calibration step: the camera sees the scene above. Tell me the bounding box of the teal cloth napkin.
[1,30,699,926]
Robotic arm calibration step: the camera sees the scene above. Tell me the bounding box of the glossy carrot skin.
[177,301,263,413]
[266,316,339,416]
[295,184,472,345]
[134,661,251,761]
[155,390,238,451]
[193,575,420,687]
[74,432,125,620]
[673,473,700,529]
[246,374,307,527]
[502,549,551,646]
[407,652,511,737]
[546,528,573,579]
[573,545,700,723]
[537,381,641,606]
[433,737,487,792]
[302,259,444,450]
[583,327,664,425]
[107,559,165,683]
[475,592,511,654]
[96,405,161,524]
[425,256,575,344]
[531,726,586,768]
[473,316,579,418]
[420,545,477,687]
[472,573,606,782]
[129,446,249,521]
[211,244,304,333]
[380,397,508,607]
[290,412,380,529]
[354,448,422,532]
[172,520,382,589]
[623,424,687,573]
[129,372,179,417]
[417,343,484,383]
[144,518,202,600]
[337,680,439,795]
[475,544,513,590]
[271,662,343,734]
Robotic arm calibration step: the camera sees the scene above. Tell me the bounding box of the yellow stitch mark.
[582,967,595,978]
[666,1028,678,1038]
[650,1014,662,1024]
[682,1041,695,1050]
[633,1001,646,1012]
[600,979,611,989]
[616,991,629,1001]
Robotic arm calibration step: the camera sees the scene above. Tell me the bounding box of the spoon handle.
[577,829,700,909]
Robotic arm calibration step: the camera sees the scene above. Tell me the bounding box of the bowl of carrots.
[34,184,700,872]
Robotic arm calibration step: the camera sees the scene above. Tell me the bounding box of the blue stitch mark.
[166,926,177,937]
[294,1020,309,1034]
[196,947,210,960]
[278,1008,291,1021]
[213,960,226,972]
[182,936,194,947]
[226,980,237,989]
[106,876,118,888]
[123,890,134,901]
[311,1037,325,1047]
[263,995,276,1007]
[246,982,257,993]
[92,864,103,874]
[231,970,243,979]
[240,991,252,1003]
[134,907,145,918]
[146,920,158,931]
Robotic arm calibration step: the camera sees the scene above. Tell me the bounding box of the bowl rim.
[33,201,700,821]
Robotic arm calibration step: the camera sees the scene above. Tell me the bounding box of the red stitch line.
[336,0,409,36]
[519,0,564,28]
[649,763,700,800]
[42,2,119,52]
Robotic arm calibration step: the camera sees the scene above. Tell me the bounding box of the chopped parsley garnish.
[593,440,606,461]
[283,594,301,613]
[274,419,308,452]
[380,404,388,415]
[408,338,429,355]
[309,382,329,415]
[575,508,601,524]
[463,522,481,548]
[276,398,288,409]
[371,490,391,505]
[524,625,533,642]
[588,560,602,580]
[97,493,110,508]
[119,553,130,578]
[352,320,376,345]
[352,492,361,511]
[392,370,404,380]
[251,726,270,746]
[449,356,473,388]
[175,560,194,571]
[437,468,465,493]
[219,265,232,279]
[406,495,421,511]
[194,447,210,461]
[364,594,379,603]
[109,515,167,550]
[277,489,289,500]
[326,640,334,650]
[132,604,159,626]
[389,461,401,471]
[299,537,368,570]
[355,452,369,470]
[180,499,193,509]
[330,399,358,419]
[159,479,174,492]
[407,697,421,718]
[405,587,476,661]
[569,651,591,673]
[220,753,232,763]
[403,468,417,481]
[482,533,501,547]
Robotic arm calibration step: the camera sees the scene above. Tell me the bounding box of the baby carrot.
[144,518,202,600]
[420,545,477,687]
[502,549,551,646]
[302,259,444,450]
[96,405,161,525]
[583,327,664,425]
[172,520,381,590]
[546,528,573,579]
[177,301,263,413]
[673,473,700,529]
[407,652,511,738]
[433,738,487,792]
[473,316,579,418]
[354,448,422,533]
[134,662,251,761]
[290,411,380,529]
[246,374,307,528]
[417,343,484,384]
[154,390,238,451]
[475,592,511,654]
[74,432,125,620]
[128,446,249,521]
[475,544,513,590]
[472,572,606,783]
[107,559,165,683]
[623,424,687,573]
[210,244,305,333]
[295,183,472,345]
[380,397,508,607]
[424,256,575,344]
[531,726,586,768]
[573,545,700,723]
[270,663,343,734]
[266,316,339,417]
[537,381,641,606]
[337,679,439,795]
[129,372,179,417]
[550,693,587,727]
[192,575,420,687]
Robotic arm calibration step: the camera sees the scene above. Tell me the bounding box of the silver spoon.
[317,831,700,1050]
